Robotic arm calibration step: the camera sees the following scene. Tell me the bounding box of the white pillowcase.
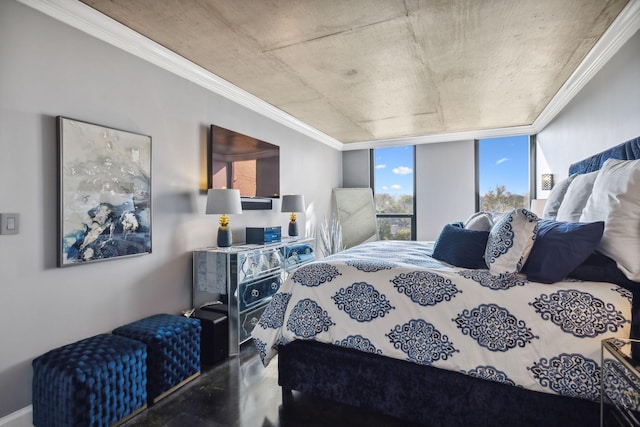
[484,208,538,275]
[542,174,576,220]
[464,211,493,231]
[580,158,640,281]
[555,171,599,222]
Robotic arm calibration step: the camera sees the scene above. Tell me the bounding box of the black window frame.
[369,146,417,241]
[474,135,537,212]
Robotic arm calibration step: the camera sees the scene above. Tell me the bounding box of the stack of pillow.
[432,207,604,283]
[576,158,640,282]
[433,156,640,284]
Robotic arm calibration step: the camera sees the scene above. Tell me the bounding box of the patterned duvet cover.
[252,240,632,401]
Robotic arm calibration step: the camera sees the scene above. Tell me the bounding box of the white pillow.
[542,174,576,220]
[579,158,640,281]
[464,211,493,231]
[555,171,599,222]
[484,208,538,275]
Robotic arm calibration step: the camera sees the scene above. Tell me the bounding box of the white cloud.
[391,184,402,190]
[392,166,412,175]
[381,185,388,190]
[375,164,386,169]
[496,157,509,165]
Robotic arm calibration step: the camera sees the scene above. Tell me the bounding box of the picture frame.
[57,116,152,267]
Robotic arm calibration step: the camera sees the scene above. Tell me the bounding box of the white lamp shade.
[206,189,242,215]
[281,194,305,213]
[530,199,547,217]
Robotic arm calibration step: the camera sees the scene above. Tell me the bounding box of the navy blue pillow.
[432,223,489,269]
[524,219,604,284]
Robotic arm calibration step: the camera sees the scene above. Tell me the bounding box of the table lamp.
[529,199,547,217]
[206,189,242,247]
[281,194,305,237]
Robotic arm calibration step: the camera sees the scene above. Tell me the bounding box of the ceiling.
[72,0,631,147]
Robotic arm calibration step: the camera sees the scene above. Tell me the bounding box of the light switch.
[0,213,19,235]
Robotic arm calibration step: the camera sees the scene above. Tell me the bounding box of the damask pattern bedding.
[252,240,632,402]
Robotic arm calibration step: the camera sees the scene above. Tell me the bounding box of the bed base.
[278,340,600,427]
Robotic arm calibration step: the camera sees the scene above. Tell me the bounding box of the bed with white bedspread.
[254,240,631,401]
[252,135,640,427]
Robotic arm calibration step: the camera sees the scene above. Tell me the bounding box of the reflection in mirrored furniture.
[601,338,640,426]
[192,237,315,355]
[333,188,378,249]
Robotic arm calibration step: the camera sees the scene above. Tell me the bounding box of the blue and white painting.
[58,117,151,266]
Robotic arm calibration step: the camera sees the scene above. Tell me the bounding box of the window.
[371,146,416,240]
[476,136,532,212]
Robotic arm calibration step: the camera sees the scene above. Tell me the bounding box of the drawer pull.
[251,289,259,297]
[271,282,278,290]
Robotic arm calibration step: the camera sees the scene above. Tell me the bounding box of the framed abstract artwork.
[57,116,152,266]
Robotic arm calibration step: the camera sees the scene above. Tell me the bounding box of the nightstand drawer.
[239,304,268,344]
[239,275,281,311]
[284,238,316,274]
[237,247,283,284]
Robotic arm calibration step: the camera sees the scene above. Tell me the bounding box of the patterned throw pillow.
[484,208,539,275]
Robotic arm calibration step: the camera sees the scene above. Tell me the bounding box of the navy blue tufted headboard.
[565,135,640,343]
[568,136,640,175]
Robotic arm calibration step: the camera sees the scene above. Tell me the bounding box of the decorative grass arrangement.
[319,214,344,257]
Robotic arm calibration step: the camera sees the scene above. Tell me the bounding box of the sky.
[373,135,529,197]
[478,135,529,195]
[373,145,414,197]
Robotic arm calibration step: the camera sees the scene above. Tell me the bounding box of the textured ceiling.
[80,0,629,145]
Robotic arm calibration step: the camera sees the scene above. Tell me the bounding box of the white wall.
[342,141,477,242]
[0,0,340,417]
[537,29,640,179]
[416,140,476,240]
[342,150,371,187]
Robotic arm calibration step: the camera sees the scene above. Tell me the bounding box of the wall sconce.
[541,174,554,191]
[206,189,242,247]
[281,195,305,237]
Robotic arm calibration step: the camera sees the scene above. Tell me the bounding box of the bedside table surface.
[195,236,314,253]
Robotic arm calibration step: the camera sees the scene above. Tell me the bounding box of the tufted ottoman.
[32,333,147,427]
[112,313,201,404]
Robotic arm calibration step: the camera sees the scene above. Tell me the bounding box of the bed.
[252,136,640,427]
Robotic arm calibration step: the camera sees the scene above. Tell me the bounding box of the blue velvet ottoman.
[32,334,147,427]
[112,314,201,404]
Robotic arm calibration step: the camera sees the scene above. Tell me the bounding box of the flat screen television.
[209,125,280,209]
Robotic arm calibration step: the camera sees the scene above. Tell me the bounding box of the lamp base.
[288,221,298,237]
[217,228,232,247]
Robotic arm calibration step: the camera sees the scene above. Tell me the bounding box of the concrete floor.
[120,343,423,427]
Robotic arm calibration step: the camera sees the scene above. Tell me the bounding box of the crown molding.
[16,0,344,151]
[17,0,640,151]
[342,125,536,151]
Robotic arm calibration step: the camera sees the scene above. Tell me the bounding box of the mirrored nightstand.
[192,236,316,355]
[601,338,640,426]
